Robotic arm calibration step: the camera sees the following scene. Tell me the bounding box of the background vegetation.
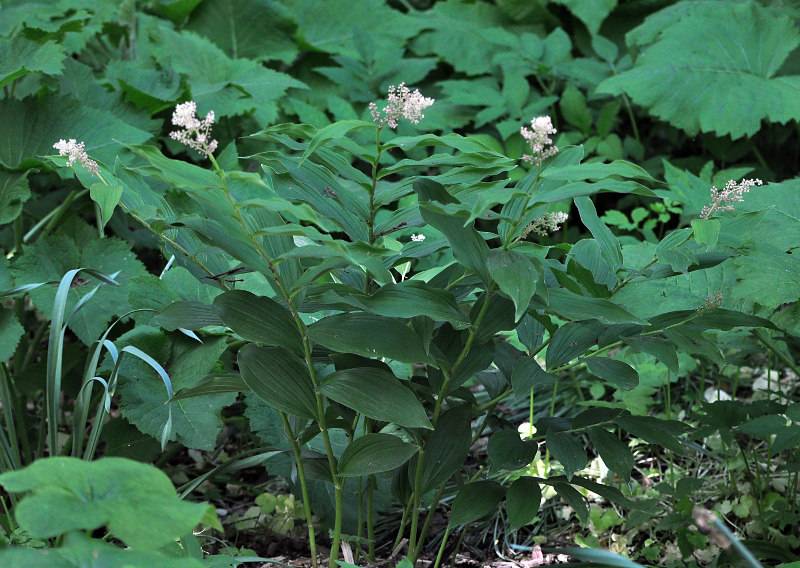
[0,1,799,567]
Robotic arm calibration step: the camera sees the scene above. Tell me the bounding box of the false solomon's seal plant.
[47,86,773,567]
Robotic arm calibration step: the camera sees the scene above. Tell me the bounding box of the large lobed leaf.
[597,1,800,138]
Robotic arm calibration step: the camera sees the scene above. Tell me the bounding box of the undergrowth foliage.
[1,2,800,568]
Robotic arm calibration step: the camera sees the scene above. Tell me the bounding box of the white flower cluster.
[370,83,434,129]
[700,178,762,218]
[520,116,558,166]
[523,211,569,238]
[410,233,426,242]
[169,101,218,157]
[53,139,100,176]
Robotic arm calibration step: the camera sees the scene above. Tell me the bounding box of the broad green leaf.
[738,415,788,441]
[552,482,588,524]
[617,415,689,456]
[152,301,222,331]
[546,288,647,325]
[575,196,623,273]
[115,329,234,451]
[488,430,538,471]
[550,0,616,35]
[511,356,557,396]
[596,1,800,138]
[623,336,679,374]
[360,281,469,327]
[545,320,603,370]
[416,405,472,493]
[0,457,211,550]
[0,308,24,363]
[506,477,542,529]
[581,357,639,390]
[212,290,303,355]
[449,481,506,527]
[414,179,491,285]
[541,160,653,182]
[588,427,633,483]
[0,35,65,89]
[185,0,298,63]
[487,249,540,321]
[308,312,431,364]
[89,182,123,231]
[337,433,419,477]
[321,368,431,429]
[691,218,720,249]
[546,431,587,480]
[299,120,375,164]
[0,533,205,567]
[238,344,318,420]
[171,373,248,401]
[0,170,31,225]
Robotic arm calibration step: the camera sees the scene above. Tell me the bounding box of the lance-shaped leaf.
[337,433,419,477]
[321,368,432,429]
[506,477,542,529]
[546,431,587,480]
[414,404,472,493]
[575,196,623,273]
[152,301,222,331]
[547,288,647,325]
[589,427,633,483]
[545,320,604,370]
[487,249,541,322]
[360,281,469,327]
[238,344,318,419]
[308,312,431,364]
[581,357,639,390]
[213,290,303,354]
[488,430,538,471]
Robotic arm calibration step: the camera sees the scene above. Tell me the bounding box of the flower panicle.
[522,211,569,239]
[53,139,100,177]
[700,178,762,219]
[169,101,218,158]
[696,291,724,314]
[370,82,434,129]
[521,116,558,166]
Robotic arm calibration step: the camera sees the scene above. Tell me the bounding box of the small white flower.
[53,139,100,176]
[520,116,558,166]
[700,178,762,218]
[370,83,434,129]
[410,233,426,242]
[523,211,568,238]
[169,101,218,158]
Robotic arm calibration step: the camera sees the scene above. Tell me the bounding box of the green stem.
[432,526,452,568]
[751,329,800,376]
[281,412,318,568]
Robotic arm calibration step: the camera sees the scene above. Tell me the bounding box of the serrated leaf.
[449,481,506,527]
[238,344,318,420]
[337,434,419,477]
[0,308,24,363]
[321,368,431,429]
[0,170,31,225]
[0,35,66,89]
[596,1,800,138]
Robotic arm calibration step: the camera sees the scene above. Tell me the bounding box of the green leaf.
[575,196,623,273]
[115,329,235,451]
[552,482,588,524]
[337,434,419,477]
[596,1,800,138]
[0,308,24,363]
[581,357,639,390]
[0,170,31,225]
[487,249,541,321]
[0,457,211,550]
[617,415,689,456]
[542,160,654,182]
[416,405,472,493]
[213,290,304,355]
[0,35,65,89]
[488,430,538,471]
[171,373,248,401]
[738,415,788,441]
[512,356,557,396]
[414,179,491,285]
[588,427,633,483]
[449,481,506,527]
[547,288,647,325]
[299,120,375,165]
[360,281,469,327]
[506,477,542,529]
[0,533,205,567]
[691,218,721,249]
[238,344,318,419]
[152,301,222,331]
[321,368,432,429]
[89,182,123,231]
[546,431,587,480]
[550,0,616,35]
[623,336,679,374]
[308,312,431,364]
[545,320,603,370]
